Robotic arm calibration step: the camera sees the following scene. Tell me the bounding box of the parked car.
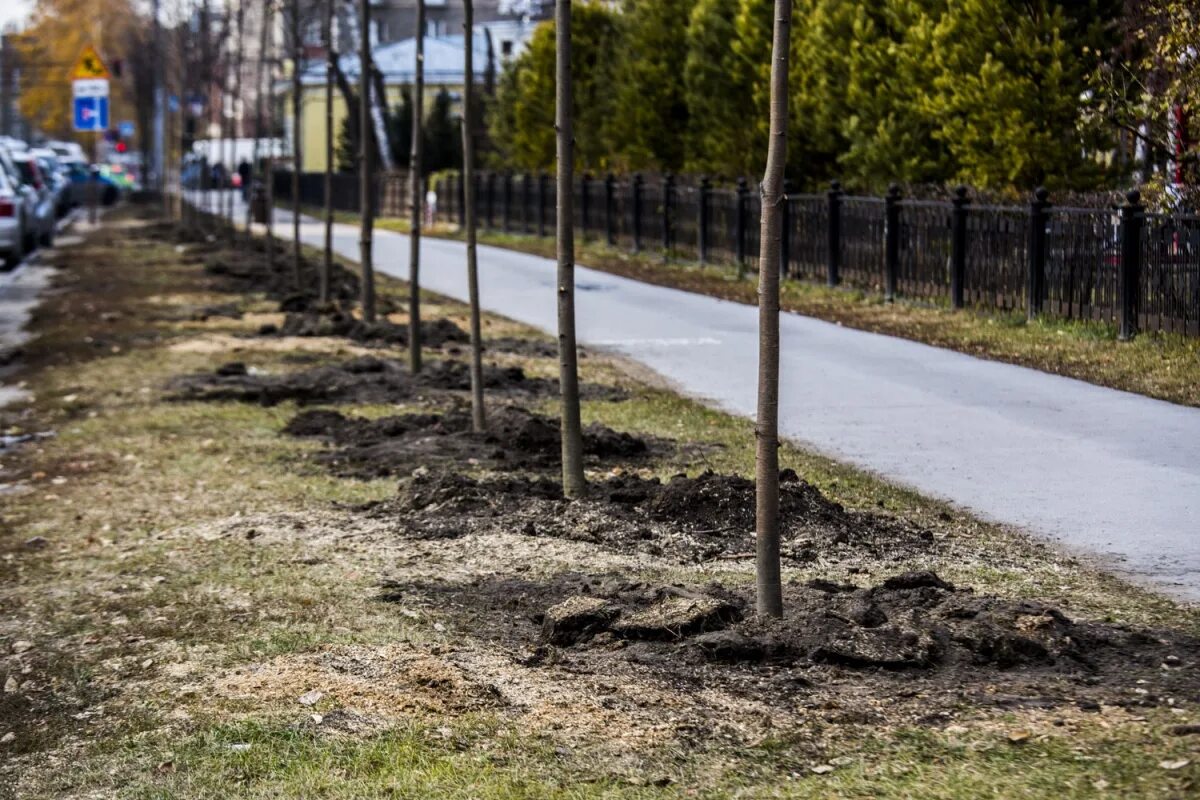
[30,149,72,216]
[0,165,31,268]
[0,141,39,256]
[10,151,55,247]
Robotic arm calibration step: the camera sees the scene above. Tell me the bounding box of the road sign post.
[70,46,112,222]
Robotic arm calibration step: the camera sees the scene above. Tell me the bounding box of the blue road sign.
[73,96,109,132]
[118,120,135,138]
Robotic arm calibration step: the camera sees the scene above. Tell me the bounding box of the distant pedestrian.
[237,161,251,201]
[425,186,437,227]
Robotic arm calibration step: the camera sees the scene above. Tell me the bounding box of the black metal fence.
[431,171,1200,338]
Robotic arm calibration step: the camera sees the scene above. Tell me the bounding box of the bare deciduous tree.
[755,0,792,619]
[408,0,426,374]
[288,0,303,288]
[321,0,334,303]
[358,0,376,321]
[462,0,485,432]
[555,0,585,497]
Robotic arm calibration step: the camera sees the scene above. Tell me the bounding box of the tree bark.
[359,0,376,321]
[755,0,792,619]
[261,0,275,275]
[555,0,585,497]
[290,0,302,289]
[462,0,485,432]
[408,0,425,374]
[321,0,334,304]
[229,0,245,243]
[253,0,272,236]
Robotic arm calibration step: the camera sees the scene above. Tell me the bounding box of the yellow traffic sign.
[71,45,110,80]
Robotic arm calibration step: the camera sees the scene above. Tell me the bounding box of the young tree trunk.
[216,3,230,234]
[260,0,276,275]
[250,0,269,235]
[462,0,485,432]
[289,0,302,289]
[555,0,585,498]
[229,0,245,243]
[408,0,425,374]
[320,0,334,304]
[358,0,376,321]
[754,0,792,619]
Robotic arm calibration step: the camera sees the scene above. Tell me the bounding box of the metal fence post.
[537,172,547,237]
[632,173,643,253]
[951,185,968,309]
[521,173,531,233]
[662,173,674,258]
[1119,188,1144,341]
[780,178,791,278]
[502,173,512,233]
[884,183,900,301]
[698,176,710,265]
[456,172,465,227]
[735,177,749,278]
[827,179,842,286]
[485,172,495,229]
[580,172,591,238]
[604,173,616,246]
[1027,186,1049,320]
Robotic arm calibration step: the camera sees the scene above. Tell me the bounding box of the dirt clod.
[285,406,654,477]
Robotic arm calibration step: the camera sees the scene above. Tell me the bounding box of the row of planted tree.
[179,0,1198,618]
[175,0,801,617]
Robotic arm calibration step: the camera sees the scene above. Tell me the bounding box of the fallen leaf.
[297,690,323,707]
[3,676,18,693]
[1160,759,1191,770]
[810,765,835,775]
[1008,730,1032,744]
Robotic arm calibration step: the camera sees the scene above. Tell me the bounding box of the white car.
[10,151,55,248]
[0,165,31,268]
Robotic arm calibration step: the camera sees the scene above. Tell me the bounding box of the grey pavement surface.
[204,192,1200,599]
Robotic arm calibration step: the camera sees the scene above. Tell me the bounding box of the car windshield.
[15,160,36,185]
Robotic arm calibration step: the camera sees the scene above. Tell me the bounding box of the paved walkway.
[208,194,1200,599]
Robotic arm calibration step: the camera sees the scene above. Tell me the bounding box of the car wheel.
[102,185,118,206]
[39,226,53,248]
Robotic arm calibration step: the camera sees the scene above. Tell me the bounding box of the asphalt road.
[212,194,1200,599]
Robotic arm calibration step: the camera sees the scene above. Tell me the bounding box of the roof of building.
[301,21,535,86]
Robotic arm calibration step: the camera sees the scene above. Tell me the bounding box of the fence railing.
[276,168,1200,338]
[437,173,1200,338]
[273,169,411,218]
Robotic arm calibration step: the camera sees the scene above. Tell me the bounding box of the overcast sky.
[0,0,33,31]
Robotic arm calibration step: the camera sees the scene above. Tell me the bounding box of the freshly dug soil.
[201,237,361,310]
[167,356,554,406]
[285,406,655,478]
[271,312,469,348]
[373,469,937,564]
[379,569,1200,720]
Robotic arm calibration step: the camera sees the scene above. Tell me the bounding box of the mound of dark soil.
[374,468,936,566]
[203,241,360,309]
[275,312,469,348]
[167,357,562,407]
[285,406,653,478]
[378,569,1200,716]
